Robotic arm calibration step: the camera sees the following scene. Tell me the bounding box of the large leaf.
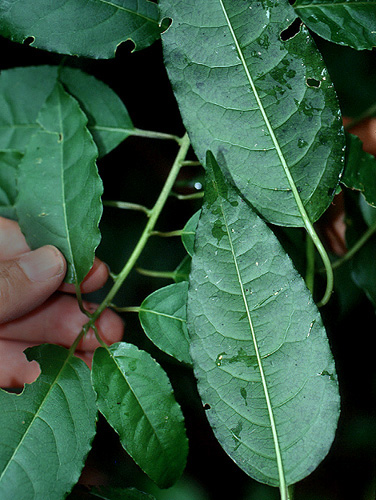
[0,66,133,158]
[161,0,344,226]
[0,0,163,58]
[0,150,22,219]
[15,81,103,284]
[139,282,191,364]
[342,133,376,207]
[293,0,376,51]
[91,342,188,489]
[187,152,340,488]
[0,344,97,500]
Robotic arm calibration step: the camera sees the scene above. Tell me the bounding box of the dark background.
[1,25,376,500]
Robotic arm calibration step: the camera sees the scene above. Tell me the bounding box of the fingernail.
[18,246,65,282]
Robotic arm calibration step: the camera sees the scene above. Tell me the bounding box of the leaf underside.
[91,342,188,489]
[187,152,340,487]
[0,344,97,500]
[161,0,345,226]
[293,0,376,51]
[0,150,22,219]
[15,81,103,284]
[0,0,163,58]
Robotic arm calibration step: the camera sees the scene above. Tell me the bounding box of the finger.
[0,339,95,388]
[0,294,124,350]
[0,216,29,260]
[58,257,109,294]
[0,246,67,323]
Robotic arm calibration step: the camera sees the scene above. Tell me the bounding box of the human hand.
[0,216,124,388]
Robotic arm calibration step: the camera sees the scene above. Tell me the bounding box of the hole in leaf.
[23,36,35,46]
[115,39,136,57]
[306,77,321,88]
[203,403,211,410]
[160,17,172,34]
[280,18,302,41]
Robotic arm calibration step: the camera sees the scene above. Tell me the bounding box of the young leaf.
[187,151,340,488]
[0,150,22,219]
[91,342,188,489]
[0,344,97,500]
[181,210,200,257]
[0,66,133,158]
[293,0,376,51]
[15,81,103,284]
[139,282,191,364]
[342,133,376,206]
[0,0,163,58]
[161,0,344,226]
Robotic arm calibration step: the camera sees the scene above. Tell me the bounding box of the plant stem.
[90,133,191,322]
[305,233,315,295]
[131,128,182,144]
[136,267,177,279]
[331,218,376,270]
[103,200,151,215]
[150,229,183,237]
[171,191,204,200]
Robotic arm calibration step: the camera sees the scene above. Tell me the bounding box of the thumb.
[0,245,66,324]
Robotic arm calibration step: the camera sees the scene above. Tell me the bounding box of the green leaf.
[161,0,344,226]
[293,0,376,51]
[187,151,340,488]
[0,344,97,500]
[59,67,135,157]
[173,255,191,282]
[0,150,22,219]
[139,282,191,364]
[181,211,200,257]
[0,0,163,58]
[15,81,103,284]
[91,342,188,489]
[0,66,133,158]
[342,132,376,206]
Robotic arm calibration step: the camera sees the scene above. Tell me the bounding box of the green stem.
[305,233,315,295]
[103,200,151,215]
[131,127,182,144]
[170,191,204,200]
[331,218,376,270]
[110,305,141,313]
[91,133,191,322]
[136,267,177,279]
[150,229,183,237]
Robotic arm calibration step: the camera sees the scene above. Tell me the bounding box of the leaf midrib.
[97,0,160,24]
[295,1,375,9]
[0,352,74,484]
[218,0,310,225]
[216,189,287,491]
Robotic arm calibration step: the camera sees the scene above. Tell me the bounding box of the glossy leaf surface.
[0,150,22,219]
[161,0,344,226]
[342,133,376,206]
[0,0,163,58]
[139,282,191,364]
[16,82,103,284]
[91,342,188,488]
[293,0,376,50]
[0,66,132,158]
[187,152,340,486]
[0,344,97,500]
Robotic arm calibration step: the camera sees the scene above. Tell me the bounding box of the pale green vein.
[218,0,333,307]
[140,309,186,323]
[218,192,288,499]
[97,0,160,24]
[0,354,75,484]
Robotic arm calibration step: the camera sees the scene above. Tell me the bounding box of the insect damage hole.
[280,18,302,41]
[306,77,321,88]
